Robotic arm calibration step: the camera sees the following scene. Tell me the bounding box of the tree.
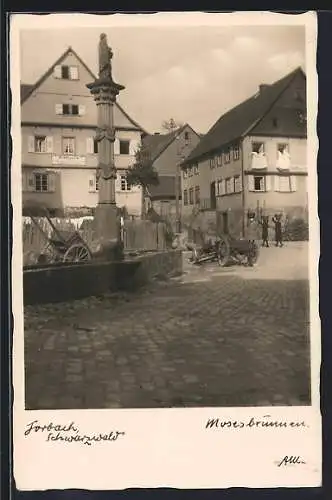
[126,143,159,218]
[161,118,183,133]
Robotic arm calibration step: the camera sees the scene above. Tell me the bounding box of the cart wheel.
[63,244,92,263]
[216,236,230,267]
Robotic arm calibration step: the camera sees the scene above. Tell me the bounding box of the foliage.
[126,143,159,196]
[161,118,183,133]
[283,217,309,241]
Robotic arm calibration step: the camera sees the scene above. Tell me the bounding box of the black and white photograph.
[11,11,321,490]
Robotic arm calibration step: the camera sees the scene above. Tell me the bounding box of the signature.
[277,455,306,467]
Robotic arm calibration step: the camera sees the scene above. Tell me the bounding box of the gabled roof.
[183,66,306,165]
[20,46,146,133]
[142,123,199,163]
[148,175,181,200]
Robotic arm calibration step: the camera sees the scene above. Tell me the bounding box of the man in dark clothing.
[261,215,269,247]
[272,213,283,247]
[246,211,259,266]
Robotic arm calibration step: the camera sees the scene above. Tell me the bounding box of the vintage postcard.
[11,11,321,490]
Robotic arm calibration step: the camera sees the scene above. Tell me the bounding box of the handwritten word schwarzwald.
[24,420,125,446]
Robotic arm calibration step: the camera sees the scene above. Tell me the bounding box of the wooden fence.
[22,217,167,259]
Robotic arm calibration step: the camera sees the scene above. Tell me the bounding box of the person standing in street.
[272,213,283,247]
[246,211,259,266]
[261,215,270,247]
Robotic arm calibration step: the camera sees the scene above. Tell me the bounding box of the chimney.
[259,84,269,93]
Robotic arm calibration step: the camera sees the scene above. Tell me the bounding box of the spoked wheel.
[63,244,92,263]
[216,236,230,267]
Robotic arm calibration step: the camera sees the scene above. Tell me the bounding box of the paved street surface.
[24,242,311,409]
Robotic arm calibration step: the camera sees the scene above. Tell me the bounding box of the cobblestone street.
[24,242,311,409]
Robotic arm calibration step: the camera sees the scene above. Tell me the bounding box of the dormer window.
[55,103,85,116]
[184,131,190,144]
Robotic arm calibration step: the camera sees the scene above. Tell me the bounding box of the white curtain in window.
[277,147,291,170]
[251,151,267,169]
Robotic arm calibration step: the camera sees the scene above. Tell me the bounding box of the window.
[120,175,131,191]
[188,167,193,177]
[93,139,99,154]
[277,143,289,154]
[277,175,292,192]
[251,176,265,192]
[62,137,75,155]
[193,164,199,175]
[183,170,188,179]
[210,157,215,169]
[184,131,190,143]
[234,175,242,193]
[252,142,265,154]
[217,154,222,167]
[195,186,200,204]
[183,189,188,205]
[34,136,47,153]
[119,140,130,155]
[233,144,240,161]
[218,179,226,196]
[61,65,70,79]
[226,177,234,194]
[34,173,49,192]
[189,187,194,205]
[54,64,79,80]
[62,104,79,116]
[224,148,231,164]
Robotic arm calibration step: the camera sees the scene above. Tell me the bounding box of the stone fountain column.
[87,33,125,260]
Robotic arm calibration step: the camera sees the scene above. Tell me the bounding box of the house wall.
[153,125,201,177]
[21,50,143,216]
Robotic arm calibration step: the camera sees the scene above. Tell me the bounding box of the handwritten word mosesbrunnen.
[24,420,126,446]
[205,415,307,430]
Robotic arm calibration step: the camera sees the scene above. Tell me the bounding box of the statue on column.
[99,33,113,81]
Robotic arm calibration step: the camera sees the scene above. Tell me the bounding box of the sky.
[20,25,305,135]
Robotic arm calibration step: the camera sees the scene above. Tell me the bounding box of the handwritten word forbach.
[24,420,125,446]
[205,415,307,430]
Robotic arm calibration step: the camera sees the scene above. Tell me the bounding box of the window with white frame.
[224,148,231,164]
[55,103,85,116]
[226,177,234,194]
[119,140,130,155]
[249,175,266,192]
[276,175,294,192]
[218,179,226,196]
[234,175,242,192]
[34,173,49,192]
[195,186,200,204]
[120,175,131,191]
[62,137,75,155]
[54,64,79,80]
[189,187,194,205]
[193,164,199,175]
[183,189,188,205]
[252,141,265,154]
[233,144,240,161]
[34,136,47,153]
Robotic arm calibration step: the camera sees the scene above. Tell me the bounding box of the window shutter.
[86,137,94,154]
[114,138,120,155]
[274,175,280,192]
[27,172,35,192]
[69,66,79,80]
[290,175,297,192]
[129,140,139,156]
[46,136,53,153]
[28,136,35,153]
[88,175,96,192]
[54,65,62,78]
[48,172,56,192]
[265,175,271,192]
[248,175,255,192]
[55,104,63,115]
[78,104,86,116]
